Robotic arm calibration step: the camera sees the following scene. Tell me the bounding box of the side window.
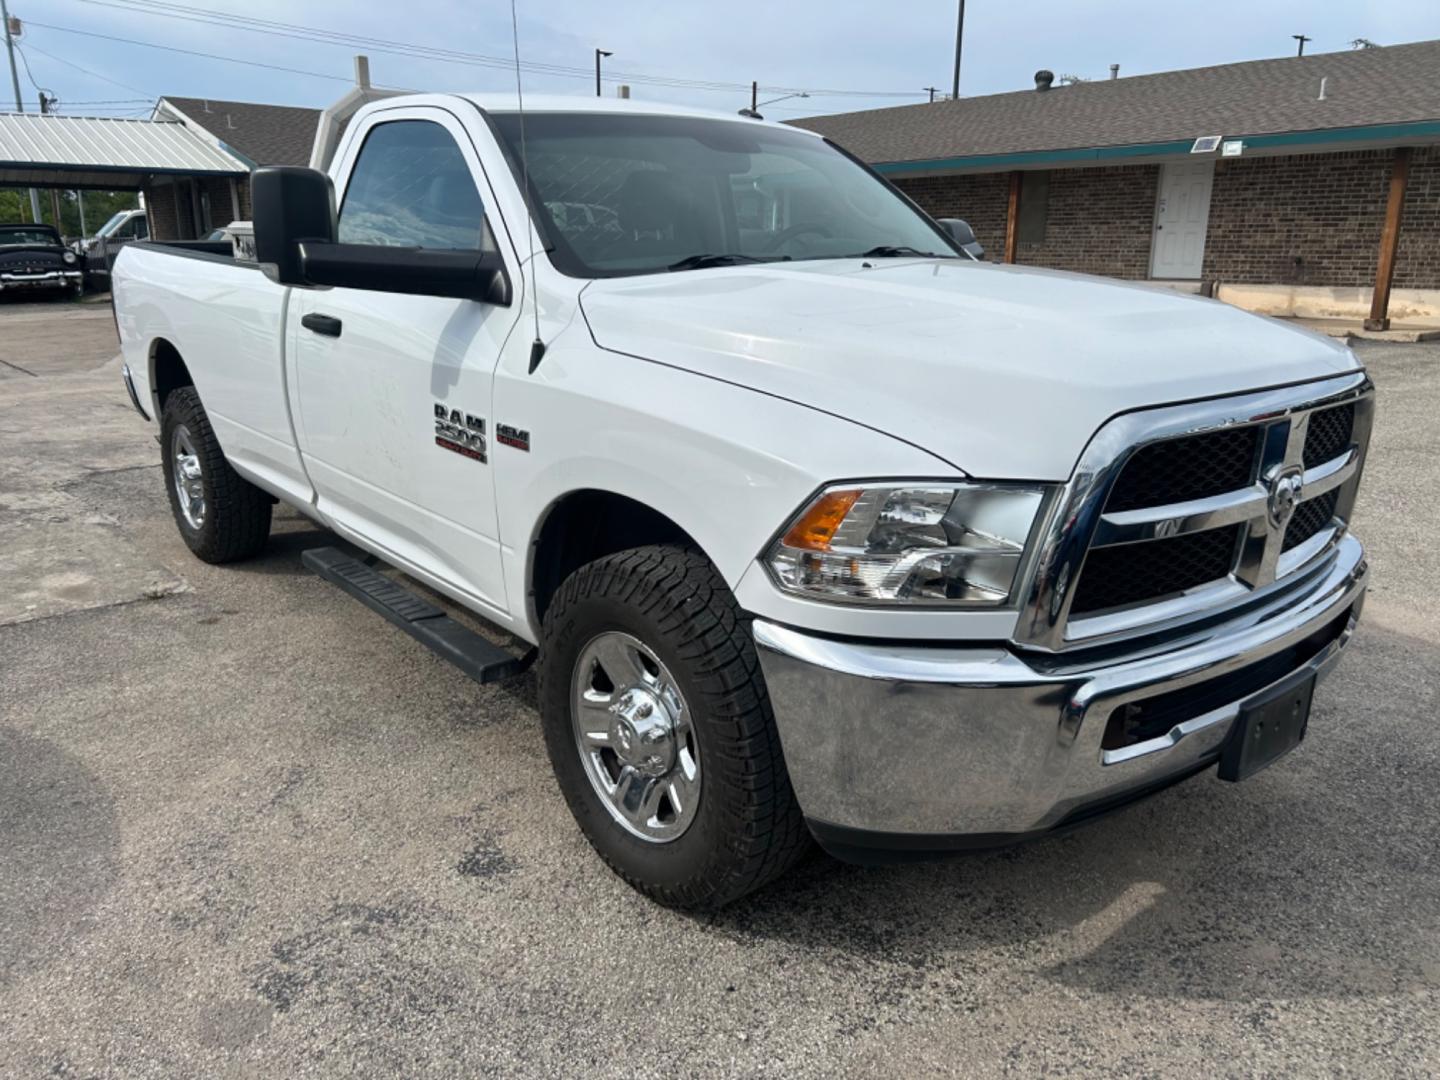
[134,216,149,239]
[338,120,489,251]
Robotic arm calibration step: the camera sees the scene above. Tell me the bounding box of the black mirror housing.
[249,164,510,304]
[252,166,337,285]
[938,217,985,260]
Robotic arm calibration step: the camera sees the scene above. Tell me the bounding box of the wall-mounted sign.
[1222,139,1244,157]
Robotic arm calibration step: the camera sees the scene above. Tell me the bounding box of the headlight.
[63,251,78,264]
[765,483,1048,606]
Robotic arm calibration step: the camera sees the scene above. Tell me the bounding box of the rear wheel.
[160,386,272,563]
[537,544,810,909]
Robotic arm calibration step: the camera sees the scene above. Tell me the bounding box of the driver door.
[289,107,520,617]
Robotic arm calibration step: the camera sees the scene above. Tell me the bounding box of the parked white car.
[113,95,1372,907]
[83,208,148,290]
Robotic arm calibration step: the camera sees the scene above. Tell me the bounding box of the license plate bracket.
[1218,668,1316,782]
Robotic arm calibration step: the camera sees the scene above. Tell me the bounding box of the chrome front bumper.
[754,534,1367,853]
[0,269,82,290]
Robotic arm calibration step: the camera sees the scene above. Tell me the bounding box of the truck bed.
[113,240,314,509]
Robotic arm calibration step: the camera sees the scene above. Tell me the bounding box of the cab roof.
[443,92,824,133]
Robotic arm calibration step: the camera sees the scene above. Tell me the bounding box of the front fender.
[493,341,955,642]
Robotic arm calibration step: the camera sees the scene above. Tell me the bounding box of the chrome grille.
[1105,426,1261,512]
[1282,487,1340,552]
[1302,402,1355,468]
[1070,524,1243,615]
[1015,375,1374,651]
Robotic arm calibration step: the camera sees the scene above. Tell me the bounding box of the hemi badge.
[497,424,530,451]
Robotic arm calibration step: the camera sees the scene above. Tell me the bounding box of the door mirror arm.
[297,242,512,305]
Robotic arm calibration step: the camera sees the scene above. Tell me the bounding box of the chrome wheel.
[171,424,205,530]
[571,631,700,843]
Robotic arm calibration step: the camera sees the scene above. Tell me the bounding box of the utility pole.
[594,48,612,97]
[1292,34,1311,56]
[1,0,43,223]
[925,86,939,103]
[40,92,62,232]
[951,0,965,99]
[1,0,21,119]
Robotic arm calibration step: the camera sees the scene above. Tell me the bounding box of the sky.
[6,0,1440,121]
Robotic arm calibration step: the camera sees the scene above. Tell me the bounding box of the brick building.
[793,40,1440,329]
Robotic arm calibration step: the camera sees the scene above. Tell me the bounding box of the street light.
[595,48,612,97]
[738,91,808,120]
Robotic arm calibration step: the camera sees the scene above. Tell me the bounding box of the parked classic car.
[0,223,84,299]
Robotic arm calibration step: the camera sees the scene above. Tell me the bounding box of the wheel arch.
[148,336,193,418]
[528,488,704,629]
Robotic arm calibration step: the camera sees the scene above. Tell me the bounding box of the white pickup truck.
[114,94,1372,908]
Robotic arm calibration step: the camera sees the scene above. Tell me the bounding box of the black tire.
[160,386,272,563]
[537,544,811,909]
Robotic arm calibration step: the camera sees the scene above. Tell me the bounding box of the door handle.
[302,313,343,338]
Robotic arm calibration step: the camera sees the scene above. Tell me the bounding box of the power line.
[37,96,150,104]
[48,0,926,100]
[17,38,155,96]
[64,0,588,75]
[25,21,368,84]
[13,44,55,97]
[30,16,557,89]
[52,0,740,92]
[50,102,150,111]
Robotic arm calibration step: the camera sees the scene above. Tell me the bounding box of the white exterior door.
[290,107,520,619]
[1150,160,1214,280]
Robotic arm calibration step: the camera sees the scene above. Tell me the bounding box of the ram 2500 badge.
[113,95,1370,908]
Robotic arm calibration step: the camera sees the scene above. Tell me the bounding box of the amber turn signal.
[781,489,861,550]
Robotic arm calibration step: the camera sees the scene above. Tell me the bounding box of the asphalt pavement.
[2,301,1438,1077]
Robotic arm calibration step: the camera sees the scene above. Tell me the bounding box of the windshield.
[0,227,59,247]
[95,211,131,238]
[488,112,957,277]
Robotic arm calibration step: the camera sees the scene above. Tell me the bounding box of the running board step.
[301,546,532,684]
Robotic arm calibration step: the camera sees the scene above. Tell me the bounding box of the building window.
[1017,171,1049,245]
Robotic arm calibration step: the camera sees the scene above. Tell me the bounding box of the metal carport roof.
[0,112,248,188]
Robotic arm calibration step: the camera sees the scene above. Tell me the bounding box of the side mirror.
[252,166,336,285]
[250,166,512,305]
[938,217,985,260]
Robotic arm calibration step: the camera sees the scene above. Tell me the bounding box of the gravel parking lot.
[2,303,1438,1077]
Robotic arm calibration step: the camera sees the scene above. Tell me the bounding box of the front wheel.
[537,545,810,909]
[160,386,272,563]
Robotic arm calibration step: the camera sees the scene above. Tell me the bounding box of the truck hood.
[580,259,1361,479]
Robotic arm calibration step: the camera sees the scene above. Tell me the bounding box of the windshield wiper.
[852,245,956,259]
[667,253,785,271]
